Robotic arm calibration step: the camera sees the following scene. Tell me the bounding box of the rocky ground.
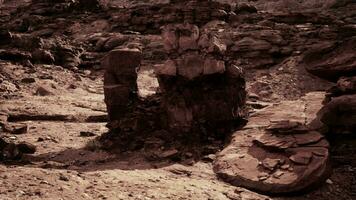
[0,0,355,200]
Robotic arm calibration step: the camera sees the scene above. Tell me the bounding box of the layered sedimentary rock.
[102,48,141,122]
[156,23,246,133]
[302,37,356,81]
[213,94,331,194]
[110,0,232,34]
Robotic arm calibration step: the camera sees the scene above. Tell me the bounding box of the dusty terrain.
[0,0,355,200]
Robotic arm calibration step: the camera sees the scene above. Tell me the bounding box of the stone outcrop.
[102,47,141,122]
[317,94,356,135]
[310,69,356,136]
[302,37,356,81]
[213,93,331,194]
[110,0,233,34]
[156,23,246,132]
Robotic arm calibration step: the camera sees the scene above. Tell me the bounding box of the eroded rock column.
[103,48,141,123]
[156,23,246,133]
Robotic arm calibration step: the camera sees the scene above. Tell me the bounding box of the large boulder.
[317,94,356,135]
[214,124,330,194]
[102,48,142,122]
[214,93,331,194]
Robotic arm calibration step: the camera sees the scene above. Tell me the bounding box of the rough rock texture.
[214,92,331,194]
[302,37,356,81]
[157,23,246,132]
[102,48,141,122]
[324,76,356,103]
[317,94,356,135]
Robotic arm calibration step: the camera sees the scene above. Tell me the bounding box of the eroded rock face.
[302,37,356,81]
[102,48,141,122]
[213,93,331,194]
[317,94,356,135]
[157,23,246,132]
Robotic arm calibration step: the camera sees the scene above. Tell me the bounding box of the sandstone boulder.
[214,122,330,194]
[214,93,331,194]
[317,94,356,135]
[102,48,142,122]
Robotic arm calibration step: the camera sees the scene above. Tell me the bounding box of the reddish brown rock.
[214,94,330,194]
[157,23,246,132]
[102,47,142,122]
[214,126,330,194]
[317,94,356,135]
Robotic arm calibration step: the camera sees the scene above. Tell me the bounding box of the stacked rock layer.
[156,23,246,133]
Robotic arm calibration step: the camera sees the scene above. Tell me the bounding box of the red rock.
[214,97,331,194]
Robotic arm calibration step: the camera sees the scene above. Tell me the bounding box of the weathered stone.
[31,49,55,64]
[317,94,356,134]
[176,54,204,80]
[232,37,272,52]
[103,48,142,75]
[102,34,128,51]
[178,24,199,51]
[203,58,225,75]
[0,29,12,45]
[161,25,179,52]
[155,60,177,76]
[35,86,54,96]
[3,123,28,135]
[16,142,36,154]
[158,23,246,133]
[303,38,356,81]
[214,95,330,194]
[289,151,313,165]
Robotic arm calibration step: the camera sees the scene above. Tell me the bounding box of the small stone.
[202,154,216,162]
[326,179,333,184]
[35,86,54,96]
[273,171,284,179]
[155,60,177,76]
[289,151,313,165]
[258,172,270,181]
[262,158,281,171]
[21,78,36,83]
[16,142,36,154]
[160,149,179,159]
[3,123,28,135]
[80,131,96,137]
[280,164,290,170]
[59,174,69,181]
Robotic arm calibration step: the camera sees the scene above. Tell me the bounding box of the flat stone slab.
[213,92,331,194]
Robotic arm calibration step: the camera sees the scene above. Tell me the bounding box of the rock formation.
[157,23,246,133]
[213,94,331,194]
